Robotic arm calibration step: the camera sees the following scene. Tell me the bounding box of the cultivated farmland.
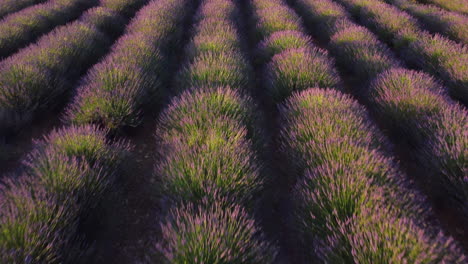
[0,0,466,263]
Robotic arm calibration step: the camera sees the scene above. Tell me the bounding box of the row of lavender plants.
[418,0,468,15]
[0,0,158,262]
[329,0,468,106]
[0,0,99,59]
[0,0,148,138]
[250,0,465,262]
[293,0,468,227]
[153,0,277,262]
[384,0,467,44]
[0,0,45,19]
[65,0,192,132]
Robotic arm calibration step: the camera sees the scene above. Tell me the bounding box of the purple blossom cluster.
[251,0,465,261]
[65,0,190,132]
[385,0,468,44]
[154,0,277,261]
[0,0,99,59]
[0,0,145,138]
[0,125,131,263]
[295,0,468,225]
[331,0,468,105]
[0,0,46,20]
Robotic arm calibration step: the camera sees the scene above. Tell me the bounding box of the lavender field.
[0,0,466,263]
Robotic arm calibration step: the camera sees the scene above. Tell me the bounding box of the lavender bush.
[266,47,341,101]
[158,200,277,263]
[330,24,401,80]
[155,87,262,206]
[257,30,312,63]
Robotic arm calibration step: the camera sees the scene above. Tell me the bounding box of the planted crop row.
[154,0,276,262]
[0,0,99,59]
[0,0,45,19]
[0,0,156,261]
[294,0,468,225]
[384,0,467,44]
[331,0,468,105]
[0,0,147,138]
[0,125,131,263]
[250,0,465,262]
[65,0,192,132]
[417,0,468,15]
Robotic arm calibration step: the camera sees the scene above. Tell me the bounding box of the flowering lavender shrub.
[266,47,341,101]
[402,33,468,104]
[370,68,468,218]
[344,206,463,263]
[158,200,277,263]
[186,18,241,59]
[257,30,312,63]
[0,0,46,19]
[66,0,189,131]
[385,0,468,43]
[79,7,126,38]
[23,125,130,211]
[294,0,351,41]
[194,0,238,22]
[280,88,464,262]
[330,24,401,80]
[155,88,262,206]
[0,0,99,59]
[0,179,81,264]
[252,0,303,41]
[177,51,252,91]
[156,87,259,140]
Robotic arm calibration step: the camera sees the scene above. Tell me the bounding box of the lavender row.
[384,0,467,44]
[331,0,468,105]
[154,0,277,262]
[65,0,192,132]
[282,89,463,262]
[417,0,468,15]
[0,0,147,138]
[0,0,45,19]
[0,125,131,263]
[0,0,99,59]
[294,0,468,224]
[250,0,465,261]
